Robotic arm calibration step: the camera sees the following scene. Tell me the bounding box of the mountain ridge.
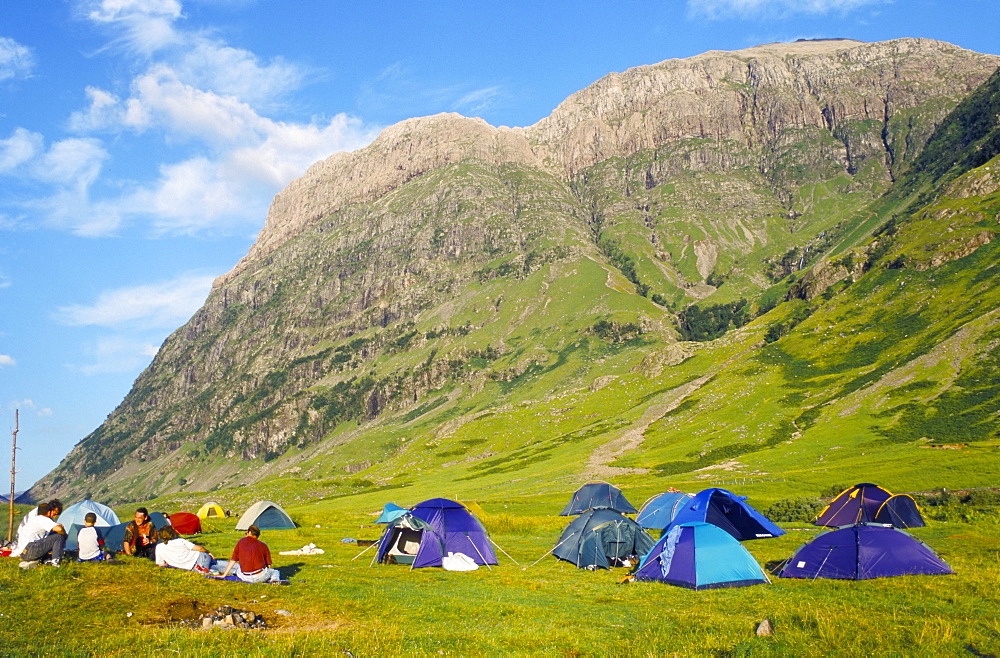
[30,38,1000,504]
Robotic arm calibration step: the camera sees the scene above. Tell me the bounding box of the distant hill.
[31,38,1000,505]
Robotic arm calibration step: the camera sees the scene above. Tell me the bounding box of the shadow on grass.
[278,561,306,579]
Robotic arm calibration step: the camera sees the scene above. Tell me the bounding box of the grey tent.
[560,482,637,516]
[553,508,655,569]
[235,500,296,530]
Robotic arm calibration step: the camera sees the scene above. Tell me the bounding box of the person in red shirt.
[220,525,282,583]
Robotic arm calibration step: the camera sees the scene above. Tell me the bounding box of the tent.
[375,503,410,524]
[637,491,694,531]
[669,488,784,541]
[197,502,226,519]
[560,482,637,516]
[375,498,497,569]
[633,522,770,589]
[553,508,655,569]
[169,512,202,535]
[100,512,171,554]
[56,500,121,551]
[235,500,296,530]
[779,524,953,580]
[814,483,925,528]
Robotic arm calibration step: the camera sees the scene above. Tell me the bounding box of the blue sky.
[1,0,997,490]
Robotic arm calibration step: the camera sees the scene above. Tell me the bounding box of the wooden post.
[7,409,17,543]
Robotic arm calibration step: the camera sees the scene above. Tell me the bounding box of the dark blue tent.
[560,482,637,516]
[634,522,769,590]
[637,491,694,531]
[553,508,655,569]
[779,524,953,580]
[376,498,497,569]
[670,488,783,541]
[815,484,925,528]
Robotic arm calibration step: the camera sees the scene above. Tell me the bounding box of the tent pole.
[351,541,378,561]
[489,538,520,565]
[813,545,836,581]
[467,535,492,570]
[529,531,576,568]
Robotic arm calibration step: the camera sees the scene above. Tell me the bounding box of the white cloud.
[687,0,887,18]
[49,4,380,236]
[74,335,162,375]
[9,399,52,416]
[174,40,306,109]
[67,87,123,132]
[56,272,216,329]
[31,138,108,189]
[0,128,43,173]
[0,36,34,82]
[454,86,502,114]
[84,0,184,56]
[0,354,15,367]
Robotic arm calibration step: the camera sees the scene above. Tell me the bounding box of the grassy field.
[2,495,998,656]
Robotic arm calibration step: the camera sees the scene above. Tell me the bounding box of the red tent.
[169,512,202,535]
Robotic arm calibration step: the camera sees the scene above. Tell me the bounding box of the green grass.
[2,502,999,655]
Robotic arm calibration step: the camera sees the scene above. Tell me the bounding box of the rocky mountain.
[32,38,1000,504]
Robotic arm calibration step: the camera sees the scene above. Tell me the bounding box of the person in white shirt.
[154,526,226,574]
[77,512,111,562]
[14,500,66,568]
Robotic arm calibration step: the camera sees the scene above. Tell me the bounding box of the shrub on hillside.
[764,496,825,523]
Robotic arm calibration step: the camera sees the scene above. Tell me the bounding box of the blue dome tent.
[57,500,120,551]
[670,488,783,541]
[636,491,694,531]
[634,522,769,589]
[376,498,497,569]
[779,524,953,580]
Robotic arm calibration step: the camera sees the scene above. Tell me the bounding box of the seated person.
[123,507,157,559]
[154,526,227,574]
[220,526,282,583]
[14,500,66,568]
[77,512,115,562]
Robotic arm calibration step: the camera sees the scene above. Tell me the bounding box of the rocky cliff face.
[33,39,1000,502]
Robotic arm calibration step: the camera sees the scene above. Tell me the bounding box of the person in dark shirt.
[123,508,157,559]
[221,525,282,583]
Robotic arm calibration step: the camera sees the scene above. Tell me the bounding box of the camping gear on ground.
[633,521,770,589]
[169,512,202,535]
[636,491,695,531]
[197,502,226,519]
[441,552,479,571]
[100,512,171,554]
[56,500,121,551]
[669,488,784,540]
[779,523,953,580]
[375,498,498,569]
[560,482,637,516]
[235,500,296,530]
[279,543,324,556]
[552,508,655,569]
[814,483,925,528]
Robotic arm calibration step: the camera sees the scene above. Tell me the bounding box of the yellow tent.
[197,502,226,519]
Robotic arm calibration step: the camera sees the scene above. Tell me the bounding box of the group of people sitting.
[11,501,282,583]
